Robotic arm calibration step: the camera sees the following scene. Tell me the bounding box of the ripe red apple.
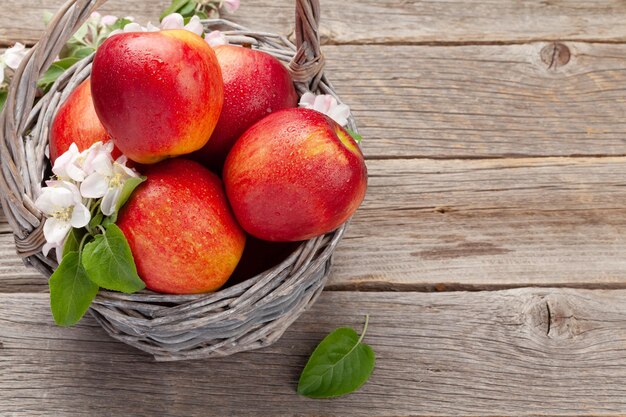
[223,108,367,242]
[49,78,113,163]
[91,30,223,164]
[193,45,298,169]
[117,159,246,294]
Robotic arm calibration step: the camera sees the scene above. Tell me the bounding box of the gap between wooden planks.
[2,288,626,416]
[2,157,626,292]
[4,0,626,46]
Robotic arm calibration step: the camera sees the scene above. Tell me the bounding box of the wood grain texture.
[2,289,626,416]
[4,0,626,46]
[3,157,626,292]
[326,42,626,159]
[332,157,626,290]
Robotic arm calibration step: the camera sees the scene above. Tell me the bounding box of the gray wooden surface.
[1,0,626,416]
[3,289,626,416]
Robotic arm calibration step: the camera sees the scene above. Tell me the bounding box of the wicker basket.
[0,0,359,361]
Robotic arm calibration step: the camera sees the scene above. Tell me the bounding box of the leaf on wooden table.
[298,316,375,398]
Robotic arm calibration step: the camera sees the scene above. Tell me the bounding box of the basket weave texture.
[0,0,358,361]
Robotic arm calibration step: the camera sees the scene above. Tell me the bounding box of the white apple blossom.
[52,143,88,182]
[109,14,204,37]
[0,43,28,85]
[42,241,64,264]
[35,181,90,247]
[299,92,351,127]
[100,15,119,27]
[161,14,204,36]
[223,0,241,13]
[52,142,116,183]
[205,30,228,46]
[81,153,139,216]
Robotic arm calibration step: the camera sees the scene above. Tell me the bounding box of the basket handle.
[0,0,323,252]
[290,0,325,91]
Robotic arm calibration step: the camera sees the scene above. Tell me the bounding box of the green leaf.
[72,23,89,43]
[345,128,362,144]
[179,0,198,17]
[62,228,86,258]
[82,223,145,293]
[37,57,81,92]
[49,251,99,326]
[71,46,96,59]
[42,11,54,25]
[108,176,146,223]
[0,90,7,114]
[160,0,193,20]
[89,211,103,230]
[106,17,134,33]
[195,10,209,19]
[298,316,375,398]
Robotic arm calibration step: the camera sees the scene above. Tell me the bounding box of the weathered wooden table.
[3,1,626,415]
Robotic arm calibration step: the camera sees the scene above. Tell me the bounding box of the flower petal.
[65,162,86,182]
[4,43,28,70]
[313,94,332,113]
[80,173,109,198]
[205,30,228,47]
[101,187,122,216]
[114,159,139,178]
[49,187,75,209]
[101,15,118,26]
[43,218,71,245]
[145,22,160,32]
[42,241,56,257]
[58,181,83,204]
[123,22,145,33]
[91,151,113,176]
[35,189,57,215]
[299,92,316,108]
[328,103,351,126]
[0,68,5,85]
[161,13,185,30]
[70,204,91,228]
[223,0,241,13]
[184,16,204,36]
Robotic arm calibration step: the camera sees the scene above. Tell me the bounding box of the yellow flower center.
[53,207,73,222]
[109,172,125,189]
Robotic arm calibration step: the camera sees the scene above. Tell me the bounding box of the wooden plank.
[3,157,626,292]
[0,233,44,292]
[326,43,626,159]
[5,0,626,46]
[2,289,626,416]
[333,157,626,290]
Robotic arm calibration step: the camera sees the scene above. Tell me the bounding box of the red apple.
[49,78,113,163]
[117,159,246,294]
[223,108,367,242]
[193,45,298,169]
[91,30,223,164]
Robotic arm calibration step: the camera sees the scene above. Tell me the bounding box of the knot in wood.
[540,42,571,70]
[524,292,590,339]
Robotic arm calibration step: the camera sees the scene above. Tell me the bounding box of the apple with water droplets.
[223,108,367,242]
[91,30,223,164]
[117,159,246,294]
[193,45,298,169]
